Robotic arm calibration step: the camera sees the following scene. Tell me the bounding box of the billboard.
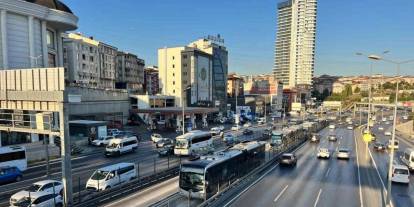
[195,55,212,103]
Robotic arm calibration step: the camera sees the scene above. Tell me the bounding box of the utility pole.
[59,102,73,206]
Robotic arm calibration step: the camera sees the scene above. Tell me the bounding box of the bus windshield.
[180,171,204,191]
[175,139,188,149]
[90,170,109,180]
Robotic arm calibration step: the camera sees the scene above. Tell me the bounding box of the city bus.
[179,141,266,199]
[0,146,27,171]
[174,131,213,156]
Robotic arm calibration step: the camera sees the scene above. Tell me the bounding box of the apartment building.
[116,51,145,93]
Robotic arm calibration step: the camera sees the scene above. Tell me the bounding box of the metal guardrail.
[73,167,180,207]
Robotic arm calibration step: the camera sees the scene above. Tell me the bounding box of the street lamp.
[356,51,388,132]
[376,57,414,207]
[181,86,191,135]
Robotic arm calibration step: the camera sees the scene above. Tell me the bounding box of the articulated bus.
[0,146,27,171]
[174,131,213,156]
[179,141,266,199]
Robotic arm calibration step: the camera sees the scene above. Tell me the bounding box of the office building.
[158,46,213,107]
[273,0,317,88]
[116,51,145,93]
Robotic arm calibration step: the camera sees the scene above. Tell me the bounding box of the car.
[371,133,377,141]
[385,121,390,125]
[91,136,115,146]
[317,148,330,159]
[243,122,252,128]
[158,144,174,157]
[107,128,121,136]
[373,142,386,152]
[231,125,241,131]
[10,180,63,206]
[388,164,410,184]
[310,133,320,142]
[347,125,353,130]
[280,153,297,166]
[151,133,163,143]
[336,148,350,159]
[378,126,384,131]
[243,129,253,135]
[382,118,387,122]
[0,166,23,184]
[384,131,392,136]
[262,129,272,138]
[210,126,224,136]
[156,138,174,148]
[329,124,335,129]
[387,140,399,150]
[223,134,237,146]
[10,192,63,207]
[328,135,337,142]
[403,115,408,120]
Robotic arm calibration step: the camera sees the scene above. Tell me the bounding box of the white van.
[389,164,410,184]
[105,136,138,157]
[86,163,137,191]
[401,148,414,170]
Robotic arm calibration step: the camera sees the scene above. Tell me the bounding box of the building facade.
[158,46,213,107]
[98,42,117,89]
[116,51,145,93]
[144,66,159,95]
[227,73,244,97]
[273,0,317,88]
[63,33,100,87]
[0,0,77,70]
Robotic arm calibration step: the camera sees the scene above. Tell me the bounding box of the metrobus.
[0,146,27,171]
[179,141,266,199]
[174,131,213,156]
[270,130,283,146]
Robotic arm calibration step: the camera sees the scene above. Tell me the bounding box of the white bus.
[0,146,27,171]
[174,131,213,156]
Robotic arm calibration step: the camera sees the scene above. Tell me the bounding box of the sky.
[64,0,414,76]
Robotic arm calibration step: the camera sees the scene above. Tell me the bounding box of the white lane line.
[223,140,308,207]
[273,185,289,203]
[354,131,364,207]
[313,189,322,207]
[325,167,331,178]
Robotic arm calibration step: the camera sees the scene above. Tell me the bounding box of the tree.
[342,84,353,97]
[354,87,360,93]
[322,89,330,100]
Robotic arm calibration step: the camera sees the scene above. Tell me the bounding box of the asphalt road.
[229,126,362,207]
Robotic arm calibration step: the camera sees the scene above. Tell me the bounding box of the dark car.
[280,153,297,166]
[262,129,272,138]
[243,129,254,135]
[158,145,174,156]
[371,133,377,142]
[373,142,386,152]
[0,166,22,185]
[156,138,174,148]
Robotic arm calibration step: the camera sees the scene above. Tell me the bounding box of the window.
[82,54,86,60]
[90,56,94,62]
[173,81,175,85]
[117,166,134,175]
[172,64,175,68]
[172,56,175,60]
[48,53,56,67]
[173,90,175,93]
[46,30,55,49]
[183,55,187,59]
[0,151,26,162]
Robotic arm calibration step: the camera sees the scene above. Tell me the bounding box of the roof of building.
[24,0,73,14]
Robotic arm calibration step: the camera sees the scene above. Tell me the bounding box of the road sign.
[363,133,372,142]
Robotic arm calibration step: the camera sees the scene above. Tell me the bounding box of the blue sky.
[64,0,414,76]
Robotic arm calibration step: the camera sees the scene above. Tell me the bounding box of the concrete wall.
[396,120,413,137]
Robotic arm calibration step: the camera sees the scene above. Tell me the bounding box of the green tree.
[354,87,360,93]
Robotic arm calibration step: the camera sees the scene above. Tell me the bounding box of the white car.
[231,125,241,131]
[210,126,224,136]
[385,121,390,125]
[329,124,335,129]
[243,122,252,128]
[389,164,410,184]
[403,116,408,120]
[10,180,63,206]
[384,131,392,136]
[336,148,350,159]
[317,148,330,159]
[347,125,353,130]
[10,192,63,207]
[378,127,384,131]
[151,133,163,143]
[387,140,399,150]
[91,136,115,146]
[382,118,387,122]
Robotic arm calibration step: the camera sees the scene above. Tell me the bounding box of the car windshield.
[282,155,292,159]
[153,134,161,138]
[394,168,409,175]
[180,171,204,190]
[339,149,348,153]
[320,149,328,152]
[175,139,188,149]
[27,184,42,192]
[90,170,109,180]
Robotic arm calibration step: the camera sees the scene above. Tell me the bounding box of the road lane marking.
[354,130,364,207]
[325,167,331,178]
[273,185,289,203]
[313,189,322,207]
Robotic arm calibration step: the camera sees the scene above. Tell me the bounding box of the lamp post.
[182,86,191,135]
[377,58,414,207]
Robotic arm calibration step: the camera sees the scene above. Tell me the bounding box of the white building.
[273,0,317,88]
[158,46,213,107]
[63,33,100,87]
[0,0,77,70]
